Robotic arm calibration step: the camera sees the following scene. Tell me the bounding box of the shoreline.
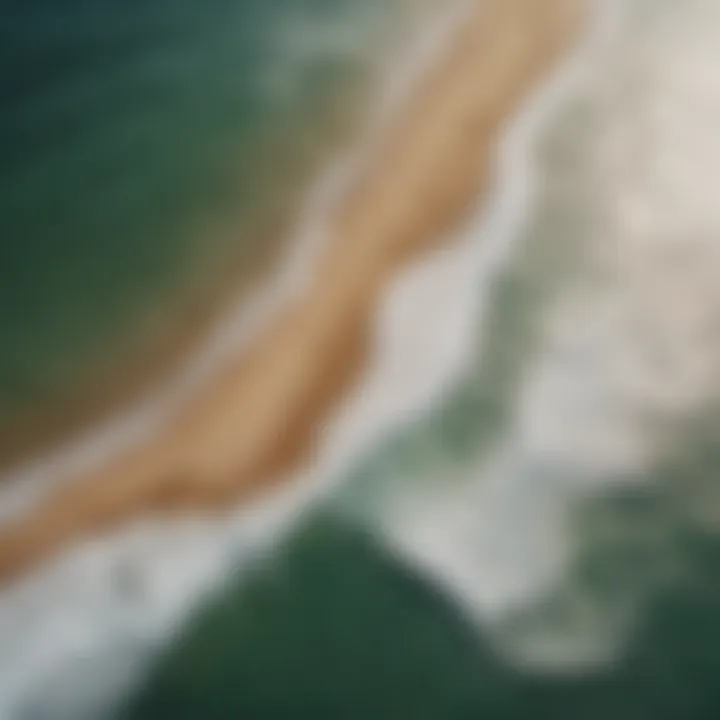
[0,3,421,481]
[0,0,586,584]
[0,0,466,515]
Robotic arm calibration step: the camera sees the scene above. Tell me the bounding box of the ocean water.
[127,505,720,720]
[4,0,720,718]
[0,0,421,467]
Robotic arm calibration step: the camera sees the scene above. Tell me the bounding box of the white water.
[370,0,720,670]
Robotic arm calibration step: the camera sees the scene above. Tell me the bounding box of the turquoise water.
[0,0,408,452]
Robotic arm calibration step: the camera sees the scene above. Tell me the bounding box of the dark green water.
[125,505,720,720]
[0,0,403,450]
[127,414,720,718]
[124,401,720,718]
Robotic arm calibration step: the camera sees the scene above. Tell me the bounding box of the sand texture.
[0,0,584,583]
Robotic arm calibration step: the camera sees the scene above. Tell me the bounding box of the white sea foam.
[372,0,720,670]
[363,0,621,609]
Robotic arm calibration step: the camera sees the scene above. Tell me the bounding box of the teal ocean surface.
[128,503,720,720]
[0,0,413,465]
[3,1,720,719]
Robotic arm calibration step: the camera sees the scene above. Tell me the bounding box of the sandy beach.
[0,0,584,584]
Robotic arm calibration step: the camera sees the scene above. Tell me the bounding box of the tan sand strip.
[0,0,585,584]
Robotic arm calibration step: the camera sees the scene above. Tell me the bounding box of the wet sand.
[0,0,585,583]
